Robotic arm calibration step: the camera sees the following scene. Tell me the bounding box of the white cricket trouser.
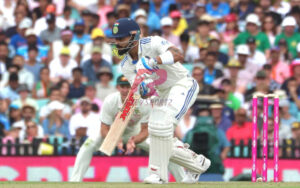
[70,131,185,182]
[148,76,200,182]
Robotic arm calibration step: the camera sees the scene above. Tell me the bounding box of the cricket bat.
[99,90,140,156]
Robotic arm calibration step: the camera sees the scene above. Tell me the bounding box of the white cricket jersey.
[121,36,189,91]
[100,92,151,135]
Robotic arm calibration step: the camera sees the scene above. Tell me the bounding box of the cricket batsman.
[111,18,211,184]
[70,75,187,182]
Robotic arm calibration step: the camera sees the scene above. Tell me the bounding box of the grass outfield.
[0,182,300,188]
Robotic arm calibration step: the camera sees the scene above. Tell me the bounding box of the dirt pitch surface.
[1,182,300,188]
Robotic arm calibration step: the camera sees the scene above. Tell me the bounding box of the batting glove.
[138,56,159,72]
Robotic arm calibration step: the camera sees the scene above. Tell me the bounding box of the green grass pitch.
[0,182,299,188]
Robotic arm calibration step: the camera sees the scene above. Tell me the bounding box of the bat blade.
[99,92,140,156]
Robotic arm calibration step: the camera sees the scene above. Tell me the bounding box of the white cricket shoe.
[144,174,163,184]
[181,154,211,183]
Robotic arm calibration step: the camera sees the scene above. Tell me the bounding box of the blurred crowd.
[0,0,300,166]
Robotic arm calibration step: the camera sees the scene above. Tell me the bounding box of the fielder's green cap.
[117,75,130,85]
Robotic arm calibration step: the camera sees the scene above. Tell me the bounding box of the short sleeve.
[151,36,174,55]
[99,98,114,125]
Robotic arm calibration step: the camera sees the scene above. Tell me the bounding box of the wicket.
[251,94,279,182]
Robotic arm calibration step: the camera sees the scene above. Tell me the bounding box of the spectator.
[92,0,113,28]
[49,47,78,83]
[8,104,21,126]
[61,6,75,29]
[175,108,196,140]
[291,122,300,158]
[0,42,12,75]
[234,14,271,57]
[31,0,50,21]
[275,16,300,58]
[279,99,297,128]
[57,80,73,108]
[137,0,161,32]
[179,33,199,64]
[72,19,91,46]
[136,16,149,38]
[0,73,19,103]
[24,121,43,143]
[1,55,34,90]
[52,28,80,59]
[203,52,223,85]
[192,66,215,95]
[245,71,273,102]
[82,28,112,64]
[16,28,48,63]
[102,11,117,37]
[11,84,39,111]
[12,105,44,141]
[208,39,229,66]
[170,10,188,37]
[217,59,251,95]
[217,79,241,111]
[160,17,180,47]
[210,103,232,133]
[262,14,277,47]
[68,67,85,99]
[188,3,206,32]
[39,13,61,44]
[42,101,70,137]
[24,46,44,82]
[235,0,255,21]
[205,0,230,20]
[236,44,260,80]
[0,97,9,132]
[95,67,116,101]
[247,37,266,67]
[190,20,213,49]
[34,5,66,36]
[10,17,33,50]
[226,108,254,145]
[269,47,290,84]
[270,0,291,17]
[116,4,131,19]
[69,97,100,139]
[39,87,72,123]
[75,83,102,115]
[221,13,239,52]
[278,39,293,63]
[32,67,52,99]
[1,127,19,155]
[81,46,111,83]
[262,64,281,91]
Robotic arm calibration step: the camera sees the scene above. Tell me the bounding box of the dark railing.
[228,139,300,159]
[0,137,299,158]
[0,137,148,156]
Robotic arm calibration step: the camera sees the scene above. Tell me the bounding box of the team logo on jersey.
[113,23,119,34]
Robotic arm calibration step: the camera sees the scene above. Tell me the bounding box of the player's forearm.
[156,47,184,64]
[101,123,110,138]
[132,124,148,144]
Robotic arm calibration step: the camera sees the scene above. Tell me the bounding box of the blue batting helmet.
[111,18,140,38]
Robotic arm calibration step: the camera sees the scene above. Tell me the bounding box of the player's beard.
[116,35,137,55]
